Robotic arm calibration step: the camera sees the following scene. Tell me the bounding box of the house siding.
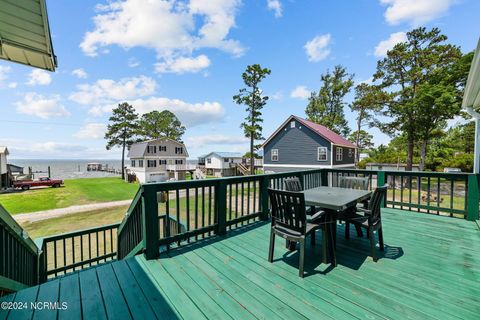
[332,145,356,166]
[264,119,332,166]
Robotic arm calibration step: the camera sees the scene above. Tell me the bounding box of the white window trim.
[336,147,343,161]
[271,149,279,162]
[317,147,328,161]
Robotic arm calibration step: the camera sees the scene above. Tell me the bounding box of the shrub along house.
[262,115,357,172]
[127,138,190,183]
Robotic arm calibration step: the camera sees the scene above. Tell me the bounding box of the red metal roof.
[293,116,357,148]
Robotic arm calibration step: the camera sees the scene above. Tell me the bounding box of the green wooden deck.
[2,208,480,319]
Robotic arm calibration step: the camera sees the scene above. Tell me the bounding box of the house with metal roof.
[127,138,192,183]
[262,115,357,172]
[198,151,244,177]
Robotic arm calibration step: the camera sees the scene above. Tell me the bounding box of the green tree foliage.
[306,65,354,136]
[349,83,385,163]
[137,110,186,142]
[105,102,139,179]
[348,130,373,154]
[233,64,271,175]
[373,27,464,171]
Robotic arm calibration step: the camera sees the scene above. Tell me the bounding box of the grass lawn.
[20,205,128,239]
[0,177,138,214]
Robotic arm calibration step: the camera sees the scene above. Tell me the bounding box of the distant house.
[0,147,9,189]
[198,152,243,177]
[262,115,357,172]
[366,163,420,172]
[127,138,192,183]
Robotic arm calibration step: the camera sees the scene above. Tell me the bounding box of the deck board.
[2,208,480,319]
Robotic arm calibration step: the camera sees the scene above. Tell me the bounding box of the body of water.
[10,159,199,180]
[10,159,124,180]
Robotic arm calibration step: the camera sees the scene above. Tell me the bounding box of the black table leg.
[322,210,337,267]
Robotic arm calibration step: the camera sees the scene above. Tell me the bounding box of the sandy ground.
[13,200,131,223]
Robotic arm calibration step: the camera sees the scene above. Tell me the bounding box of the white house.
[0,147,9,189]
[198,152,243,177]
[127,138,193,183]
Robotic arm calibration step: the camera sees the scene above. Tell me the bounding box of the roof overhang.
[0,0,57,71]
[462,39,480,116]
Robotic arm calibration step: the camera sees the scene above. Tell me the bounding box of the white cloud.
[80,0,244,66]
[128,57,140,68]
[155,55,211,74]
[74,123,106,139]
[270,91,283,101]
[0,66,11,83]
[380,0,457,26]
[374,31,407,57]
[304,34,332,62]
[267,0,283,18]
[15,93,70,119]
[186,134,248,148]
[89,97,225,127]
[290,86,311,99]
[26,69,52,86]
[8,82,17,89]
[72,68,88,79]
[69,76,156,106]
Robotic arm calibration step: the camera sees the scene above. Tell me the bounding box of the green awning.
[463,39,480,111]
[0,0,56,71]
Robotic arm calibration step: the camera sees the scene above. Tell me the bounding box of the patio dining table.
[302,186,372,266]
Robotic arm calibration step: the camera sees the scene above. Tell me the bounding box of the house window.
[159,159,167,165]
[317,147,327,161]
[290,121,295,128]
[159,146,167,152]
[147,146,157,153]
[224,158,229,163]
[131,160,136,167]
[175,147,183,154]
[207,158,212,164]
[138,160,144,168]
[336,147,343,161]
[147,160,156,167]
[271,149,278,161]
[175,159,183,165]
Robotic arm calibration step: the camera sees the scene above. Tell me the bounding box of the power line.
[0,119,96,127]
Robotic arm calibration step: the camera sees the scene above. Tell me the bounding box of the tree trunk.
[121,138,126,180]
[419,138,427,171]
[406,132,414,172]
[355,117,361,165]
[250,135,255,175]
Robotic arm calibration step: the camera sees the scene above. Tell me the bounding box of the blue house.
[262,115,357,172]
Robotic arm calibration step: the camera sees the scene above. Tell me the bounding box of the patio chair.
[267,188,325,277]
[338,176,370,238]
[343,184,388,262]
[283,177,325,251]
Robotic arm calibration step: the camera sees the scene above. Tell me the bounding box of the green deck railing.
[0,204,40,292]
[116,168,479,260]
[37,223,120,281]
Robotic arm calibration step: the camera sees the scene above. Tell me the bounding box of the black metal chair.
[343,185,388,262]
[267,188,325,277]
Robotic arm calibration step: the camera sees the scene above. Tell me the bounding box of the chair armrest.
[357,207,372,215]
[308,210,325,222]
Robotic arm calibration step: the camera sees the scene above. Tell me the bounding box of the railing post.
[216,180,227,236]
[466,174,479,221]
[259,175,270,221]
[377,171,386,186]
[377,171,386,207]
[143,185,160,260]
[321,169,328,186]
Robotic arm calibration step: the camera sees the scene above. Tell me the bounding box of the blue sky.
[0,0,479,159]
